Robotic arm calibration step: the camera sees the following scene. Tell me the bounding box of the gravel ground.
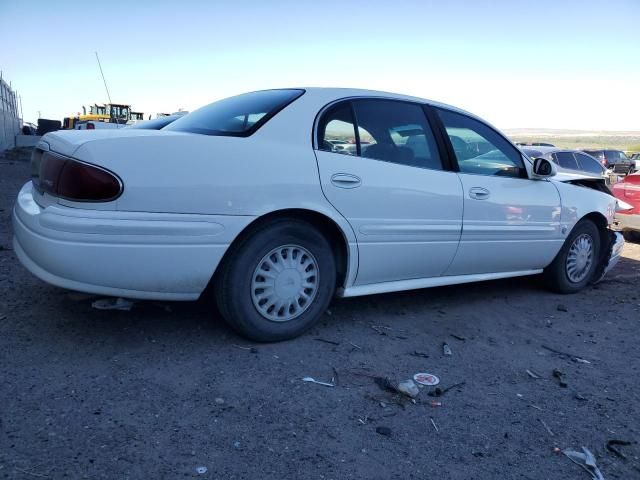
[1,149,639,479]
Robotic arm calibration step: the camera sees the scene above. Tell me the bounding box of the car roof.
[295,87,478,118]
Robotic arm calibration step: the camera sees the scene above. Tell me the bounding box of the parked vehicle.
[629,153,640,172]
[612,172,640,240]
[515,142,555,147]
[582,149,635,174]
[521,147,607,180]
[126,114,183,130]
[14,88,624,341]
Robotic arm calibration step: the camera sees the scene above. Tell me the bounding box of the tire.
[623,230,640,243]
[215,219,336,342]
[543,220,601,294]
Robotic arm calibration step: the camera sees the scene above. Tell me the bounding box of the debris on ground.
[214,397,225,405]
[314,338,340,346]
[410,351,429,358]
[430,401,442,407]
[430,417,439,432]
[376,426,392,436]
[542,344,591,364]
[196,466,208,474]
[91,297,134,311]
[232,344,259,353]
[413,372,440,386]
[302,376,335,387]
[442,343,452,356]
[606,439,634,459]
[427,382,465,397]
[370,325,392,335]
[450,334,466,341]
[557,304,569,312]
[526,369,541,379]
[539,418,554,436]
[553,369,568,388]
[373,376,419,398]
[562,447,605,480]
[575,393,588,402]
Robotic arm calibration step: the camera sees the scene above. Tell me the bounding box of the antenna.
[95,51,119,125]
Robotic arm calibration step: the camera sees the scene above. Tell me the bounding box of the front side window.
[164,89,304,136]
[553,152,579,170]
[352,100,442,170]
[576,153,605,174]
[436,108,525,178]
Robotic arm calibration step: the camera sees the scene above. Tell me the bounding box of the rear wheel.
[544,220,601,293]
[215,220,336,342]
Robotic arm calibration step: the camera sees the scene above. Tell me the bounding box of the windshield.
[164,89,304,136]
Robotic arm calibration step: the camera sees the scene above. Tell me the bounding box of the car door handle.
[469,187,490,200]
[331,173,362,189]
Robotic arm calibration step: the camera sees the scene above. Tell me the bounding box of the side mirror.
[532,157,557,178]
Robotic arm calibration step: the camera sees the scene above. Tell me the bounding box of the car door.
[432,107,563,275]
[314,99,463,286]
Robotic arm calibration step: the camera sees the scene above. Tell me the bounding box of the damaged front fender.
[593,230,624,283]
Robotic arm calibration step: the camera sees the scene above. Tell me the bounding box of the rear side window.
[353,100,442,170]
[553,152,579,170]
[317,103,358,155]
[436,108,525,178]
[575,153,604,174]
[317,99,443,170]
[164,89,304,137]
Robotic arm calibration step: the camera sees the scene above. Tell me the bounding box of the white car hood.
[38,129,186,157]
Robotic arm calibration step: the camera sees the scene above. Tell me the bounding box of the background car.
[629,152,640,172]
[521,147,607,179]
[612,172,640,241]
[126,114,183,130]
[582,149,635,174]
[515,142,555,147]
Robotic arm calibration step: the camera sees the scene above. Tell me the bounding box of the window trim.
[313,96,450,172]
[430,106,529,180]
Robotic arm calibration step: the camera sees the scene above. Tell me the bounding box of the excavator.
[63,103,144,129]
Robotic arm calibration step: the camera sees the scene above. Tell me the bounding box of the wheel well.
[582,212,610,258]
[205,209,350,297]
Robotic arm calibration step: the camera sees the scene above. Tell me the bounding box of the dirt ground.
[1,148,639,480]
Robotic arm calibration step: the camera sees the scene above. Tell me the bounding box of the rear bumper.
[12,182,253,300]
[613,213,640,232]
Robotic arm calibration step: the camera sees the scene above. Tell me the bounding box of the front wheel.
[543,220,601,293]
[215,219,336,342]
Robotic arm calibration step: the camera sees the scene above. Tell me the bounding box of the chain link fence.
[1,73,21,152]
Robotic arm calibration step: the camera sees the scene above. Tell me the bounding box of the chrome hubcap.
[251,245,319,322]
[566,233,594,283]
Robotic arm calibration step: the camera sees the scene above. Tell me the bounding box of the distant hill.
[503,128,640,151]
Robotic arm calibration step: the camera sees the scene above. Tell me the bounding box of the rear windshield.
[164,89,304,137]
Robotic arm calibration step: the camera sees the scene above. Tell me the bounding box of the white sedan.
[13,88,624,341]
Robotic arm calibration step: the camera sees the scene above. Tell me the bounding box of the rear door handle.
[331,173,361,189]
[469,187,490,200]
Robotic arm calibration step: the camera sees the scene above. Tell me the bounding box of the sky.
[1,0,639,130]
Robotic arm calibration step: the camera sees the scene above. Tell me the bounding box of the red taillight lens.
[34,151,122,202]
[600,159,606,166]
[86,122,95,130]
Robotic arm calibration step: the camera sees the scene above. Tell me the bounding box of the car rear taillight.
[33,151,122,202]
[86,122,95,130]
[600,159,606,166]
